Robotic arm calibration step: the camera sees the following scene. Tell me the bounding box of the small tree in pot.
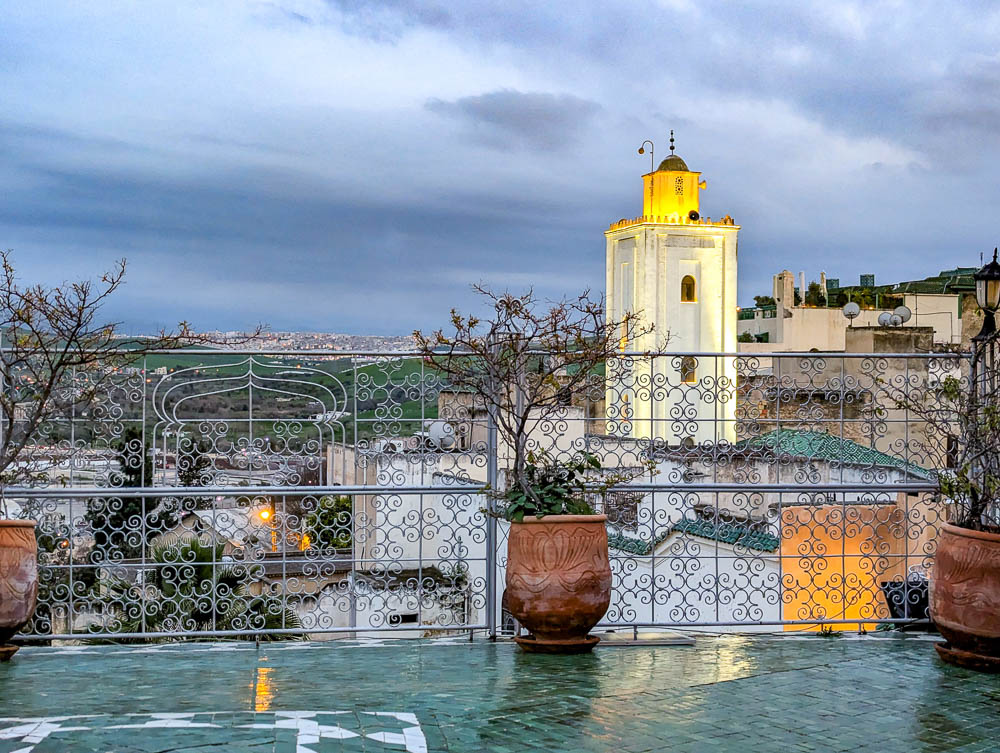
[0,254,256,660]
[415,285,655,652]
[894,292,1000,670]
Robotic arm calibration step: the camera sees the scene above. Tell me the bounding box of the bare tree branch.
[888,336,1000,531]
[0,252,264,516]
[414,285,658,508]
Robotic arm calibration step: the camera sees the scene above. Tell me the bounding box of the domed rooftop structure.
[654,131,690,172]
[657,153,689,172]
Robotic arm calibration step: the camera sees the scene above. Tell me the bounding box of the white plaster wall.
[606,223,739,444]
[738,293,961,353]
[607,539,782,629]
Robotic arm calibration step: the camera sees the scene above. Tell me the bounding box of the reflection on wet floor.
[1,634,997,752]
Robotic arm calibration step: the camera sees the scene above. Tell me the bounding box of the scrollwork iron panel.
[9,349,963,638]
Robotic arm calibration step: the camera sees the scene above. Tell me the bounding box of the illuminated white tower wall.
[605,141,739,444]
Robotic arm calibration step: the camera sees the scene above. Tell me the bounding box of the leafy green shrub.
[500,453,601,522]
[304,495,353,550]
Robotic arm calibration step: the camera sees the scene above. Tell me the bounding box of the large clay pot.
[0,520,38,659]
[930,522,1000,671]
[505,514,611,654]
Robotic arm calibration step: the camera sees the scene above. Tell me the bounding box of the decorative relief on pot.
[931,525,1000,639]
[507,525,611,594]
[0,523,39,644]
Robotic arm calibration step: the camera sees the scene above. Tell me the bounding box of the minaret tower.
[605,132,739,444]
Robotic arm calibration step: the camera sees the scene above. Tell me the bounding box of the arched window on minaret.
[681,275,697,303]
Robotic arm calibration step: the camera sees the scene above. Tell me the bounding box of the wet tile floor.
[2,633,999,752]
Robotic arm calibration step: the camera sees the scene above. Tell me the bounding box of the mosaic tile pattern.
[0,711,426,753]
[2,635,999,752]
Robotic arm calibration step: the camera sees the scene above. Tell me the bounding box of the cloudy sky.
[3,1,999,334]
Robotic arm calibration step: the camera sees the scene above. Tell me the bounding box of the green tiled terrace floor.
[2,633,999,752]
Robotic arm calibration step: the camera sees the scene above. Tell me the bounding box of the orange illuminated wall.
[779,500,936,631]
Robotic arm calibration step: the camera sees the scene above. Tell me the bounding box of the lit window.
[681,275,696,303]
[680,356,697,384]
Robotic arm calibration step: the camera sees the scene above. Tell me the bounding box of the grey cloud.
[4,0,1000,336]
[0,135,608,332]
[425,90,601,151]
[316,0,452,40]
[318,0,995,154]
[921,54,1000,142]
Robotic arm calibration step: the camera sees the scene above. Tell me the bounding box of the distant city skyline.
[3,1,996,334]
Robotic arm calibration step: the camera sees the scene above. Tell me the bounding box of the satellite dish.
[426,420,457,450]
[842,302,861,321]
[890,314,903,326]
[878,312,893,327]
[894,305,911,323]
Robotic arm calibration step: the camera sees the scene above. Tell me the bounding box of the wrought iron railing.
[6,348,963,639]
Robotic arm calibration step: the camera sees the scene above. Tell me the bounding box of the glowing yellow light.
[253,666,275,712]
[300,533,311,551]
[642,166,702,220]
[259,509,271,521]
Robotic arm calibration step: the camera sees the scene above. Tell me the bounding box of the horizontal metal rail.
[3,484,486,497]
[3,482,938,498]
[23,618,930,642]
[22,623,489,641]
[0,346,970,358]
[595,618,931,629]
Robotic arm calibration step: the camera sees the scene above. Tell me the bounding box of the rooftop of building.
[736,429,932,479]
[609,517,780,555]
[656,153,689,172]
[647,429,931,480]
[607,213,738,232]
[741,266,977,316]
[834,267,977,296]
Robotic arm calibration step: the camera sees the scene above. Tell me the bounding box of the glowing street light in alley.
[258,506,276,552]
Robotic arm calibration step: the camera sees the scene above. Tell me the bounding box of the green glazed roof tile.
[735,429,931,479]
[608,518,779,555]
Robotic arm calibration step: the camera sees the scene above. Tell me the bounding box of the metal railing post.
[485,396,499,640]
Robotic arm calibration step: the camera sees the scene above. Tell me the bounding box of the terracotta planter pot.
[505,514,611,653]
[0,520,38,660]
[930,522,1000,671]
